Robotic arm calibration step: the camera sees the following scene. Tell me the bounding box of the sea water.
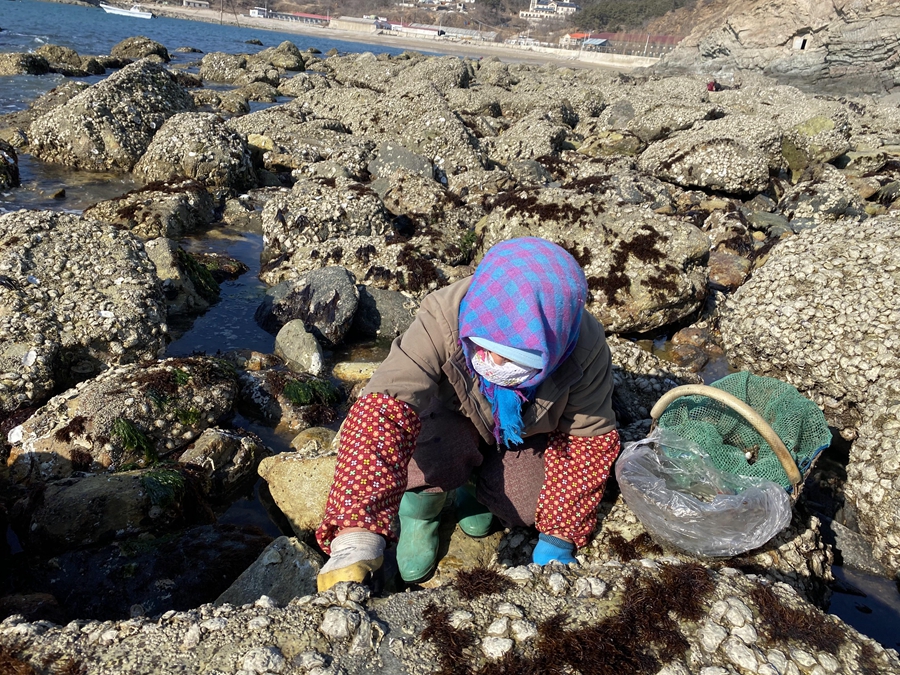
[0,0,423,111]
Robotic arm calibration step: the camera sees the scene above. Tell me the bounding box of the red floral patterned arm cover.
[535,428,621,548]
[315,393,421,554]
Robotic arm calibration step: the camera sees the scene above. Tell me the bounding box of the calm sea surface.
[0,0,425,112]
[2,0,900,652]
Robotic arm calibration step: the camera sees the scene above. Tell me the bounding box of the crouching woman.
[315,237,619,591]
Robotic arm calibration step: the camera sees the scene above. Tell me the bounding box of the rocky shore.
[1,32,899,674]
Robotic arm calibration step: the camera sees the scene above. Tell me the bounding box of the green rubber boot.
[455,481,494,538]
[397,490,448,582]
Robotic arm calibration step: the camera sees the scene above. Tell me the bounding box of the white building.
[519,0,579,20]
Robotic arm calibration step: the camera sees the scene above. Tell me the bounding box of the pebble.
[319,607,359,640]
[699,621,728,653]
[448,611,473,630]
[181,624,201,649]
[248,616,271,630]
[546,572,568,594]
[485,617,508,637]
[510,619,537,642]
[481,637,513,660]
[723,636,759,671]
[496,602,523,619]
[200,618,228,631]
[242,646,286,674]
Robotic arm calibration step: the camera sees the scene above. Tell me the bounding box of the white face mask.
[471,349,539,387]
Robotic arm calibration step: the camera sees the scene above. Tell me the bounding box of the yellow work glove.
[317,531,385,592]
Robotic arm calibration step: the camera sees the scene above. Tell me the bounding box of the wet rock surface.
[3,560,898,675]
[2,39,900,669]
[29,59,194,171]
[82,178,216,240]
[133,112,256,190]
[0,210,166,415]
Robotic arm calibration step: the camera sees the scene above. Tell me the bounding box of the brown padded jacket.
[362,277,617,442]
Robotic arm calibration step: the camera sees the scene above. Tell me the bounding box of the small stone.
[546,573,568,595]
[511,619,537,642]
[481,637,513,660]
[255,595,278,609]
[496,603,523,619]
[181,624,201,649]
[574,577,607,598]
[732,623,758,645]
[790,648,817,668]
[766,649,788,673]
[723,636,758,671]
[699,622,727,653]
[501,566,533,582]
[200,618,227,631]
[242,646,286,674]
[817,652,840,673]
[699,667,729,675]
[99,629,118,645]
[319,607,359,640]
[486,617,509,637]
[448,611,473,630]
[248,616,271,630]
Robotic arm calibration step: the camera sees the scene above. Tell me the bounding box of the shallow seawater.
[1,154,141,214]
[167,226,275,356]
[829,567,900,650]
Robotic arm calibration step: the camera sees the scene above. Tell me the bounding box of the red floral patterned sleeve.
[315,393,422,554]
[535,428,621,548]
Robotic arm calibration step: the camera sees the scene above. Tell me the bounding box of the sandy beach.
[151,4,638,70]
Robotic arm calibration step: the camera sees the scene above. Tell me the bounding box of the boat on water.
[99,3,154,18]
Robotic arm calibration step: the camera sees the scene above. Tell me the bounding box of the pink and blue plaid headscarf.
[459,237,588,446]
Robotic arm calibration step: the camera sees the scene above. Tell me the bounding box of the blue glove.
[532,533,577,565]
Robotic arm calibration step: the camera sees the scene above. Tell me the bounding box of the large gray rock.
[637,114,783,195]
[259,177,391,263]
[81,178,216,240]
[7,356,239,483]
[253,41,306,72]
[777,164,867,226]
[255,267,359,347]
[0,52,50,76]
[483,112,569,166]
[844,376,900,574]
[720,216,900,437]
[133,112,256,190]
[654,0,900,95]
[13,468,191,555]
[29,60,194,171]
[4,556,897,675]
[274,319,324,376]
[0,211,166,415]
[215,536,322,607]
[110,36,169,62]
[257,451,336,538]
[199,50,284,86]
[367,142,433,180]
[478,189,710,333]
[349,285,418,340]
[177,427,268,501]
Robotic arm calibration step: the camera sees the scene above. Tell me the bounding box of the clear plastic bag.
[615,427,792,558]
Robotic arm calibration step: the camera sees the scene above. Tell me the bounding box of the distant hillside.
[650,0,900,95]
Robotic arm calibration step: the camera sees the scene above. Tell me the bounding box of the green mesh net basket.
[652,372,832,494]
